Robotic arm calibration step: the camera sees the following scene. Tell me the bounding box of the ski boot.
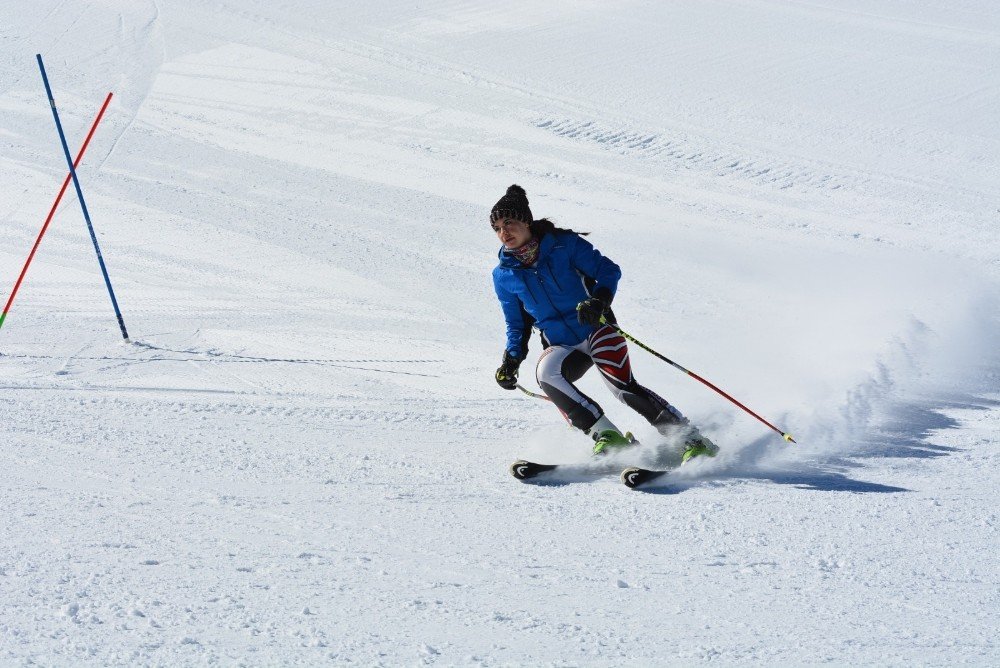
[681,429,719,464]
[592,429,636,456]
[588,414,636,456]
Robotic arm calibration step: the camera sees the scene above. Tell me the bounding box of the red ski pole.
[600,316,796,443]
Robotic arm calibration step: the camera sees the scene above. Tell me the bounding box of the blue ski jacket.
[492,231,621,360]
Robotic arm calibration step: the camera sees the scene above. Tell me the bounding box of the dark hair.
[530,217,589,238]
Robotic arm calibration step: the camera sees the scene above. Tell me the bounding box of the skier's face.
[493,218,532,249]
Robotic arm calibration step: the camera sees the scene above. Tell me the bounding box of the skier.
[490,184,717,460]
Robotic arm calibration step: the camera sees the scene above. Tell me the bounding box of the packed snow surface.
[1,1,998,664]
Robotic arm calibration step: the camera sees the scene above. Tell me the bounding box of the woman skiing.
[490,184,717,460]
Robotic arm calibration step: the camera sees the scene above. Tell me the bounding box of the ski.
[509,459,626,482]
[510,459,560,480]
[512,437,716,486]
[620,466,672,489]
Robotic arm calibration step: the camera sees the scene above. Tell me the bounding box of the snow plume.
[509,245,998,485]
[743,280,1000,475]
[798,318,929,457]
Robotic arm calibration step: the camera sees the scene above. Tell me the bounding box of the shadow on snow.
[639,390,998,495]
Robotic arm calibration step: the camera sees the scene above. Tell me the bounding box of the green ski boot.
[592,429,636,456]
[681,430,719,464]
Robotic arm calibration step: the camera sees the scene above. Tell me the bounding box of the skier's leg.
[587,325,687,431]
[536,341,633,454]
[535,344,604,432]
[588,325,718,459]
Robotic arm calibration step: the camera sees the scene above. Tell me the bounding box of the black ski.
[509,459,625,482]
[510,459,560,480]
[620,466,672,489]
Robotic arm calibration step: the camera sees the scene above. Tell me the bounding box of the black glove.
[495,352,520,390]
[576,296,609,326]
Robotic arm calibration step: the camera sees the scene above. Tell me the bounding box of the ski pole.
[516,383,576,427]
[517,383,550,401]
[600,316,795,443]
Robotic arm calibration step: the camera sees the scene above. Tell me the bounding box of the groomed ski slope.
[1,1,998,664]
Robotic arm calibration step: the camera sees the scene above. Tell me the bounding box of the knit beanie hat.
[490,184,533,224]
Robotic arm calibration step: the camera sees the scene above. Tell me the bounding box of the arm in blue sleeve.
[568,234,621,301]
[493,275,533,360]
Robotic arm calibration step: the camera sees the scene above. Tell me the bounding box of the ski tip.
[510,460,533,480]
[510,459,560,481]
[620,467,647,489]
[621,466,672,489]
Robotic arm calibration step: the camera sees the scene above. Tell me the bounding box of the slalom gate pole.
[600,316,796,443]
[36,54,129,342]
[0,92,114,333]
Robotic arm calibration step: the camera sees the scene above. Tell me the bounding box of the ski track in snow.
[1,0,999,664]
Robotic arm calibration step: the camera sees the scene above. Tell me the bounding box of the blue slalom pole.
[36,54,130,342]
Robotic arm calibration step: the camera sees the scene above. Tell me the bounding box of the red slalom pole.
[0,92,113,332]
[601,316,796,443]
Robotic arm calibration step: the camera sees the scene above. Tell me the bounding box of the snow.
[1,0,998,664]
